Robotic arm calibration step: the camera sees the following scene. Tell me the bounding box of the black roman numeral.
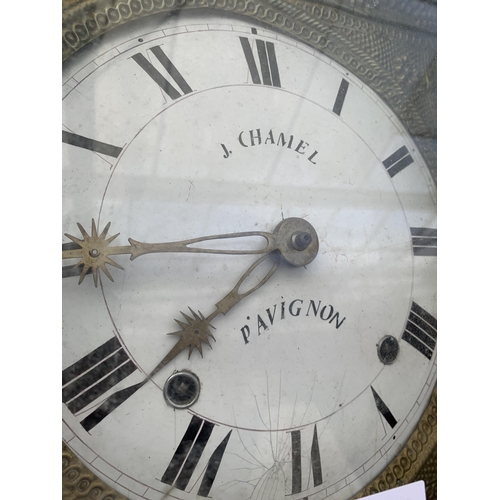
[371,387,397,429]
[62,242,91,279]
[62,265,83,279]
[62,337,139,431]
[383,146,414,177]
[411,227,437,256]
[132,46,193,100]
[332,78,349,116]
[240,32,281,87]
[161,415,231,497]
[402,302,437,360]
[62,130,123,158]
[291,424,323,496]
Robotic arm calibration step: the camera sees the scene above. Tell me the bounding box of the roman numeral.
[383,146,414,177]
[62,242,91,279]
[132,46,193,100]
[62,337,139,431]
[402,302,437,360]
[62,265,85,279]
[240,32,281,87]
[332,78,349,115]
[62,130,123,158]
[161,415,231,497]
[291,424,323,496]
[411,227,437,256]
[371,387,397,429]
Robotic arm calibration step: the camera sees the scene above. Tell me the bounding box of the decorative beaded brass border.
[62,1,437,498]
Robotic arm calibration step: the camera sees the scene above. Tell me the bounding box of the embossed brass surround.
[62,0,436,498]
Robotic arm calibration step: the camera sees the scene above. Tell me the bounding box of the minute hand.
[62,217,316,260]
[130,217,318,266]
[61,225,276,261]
[126,230,276,259]
[62,217,318,286]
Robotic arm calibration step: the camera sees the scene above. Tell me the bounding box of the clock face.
[62,9,437,500]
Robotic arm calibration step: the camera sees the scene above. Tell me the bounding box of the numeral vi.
[162,415,231,497]
[290,424,323,496]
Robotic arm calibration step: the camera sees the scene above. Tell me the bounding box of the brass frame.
[62,1,437,498]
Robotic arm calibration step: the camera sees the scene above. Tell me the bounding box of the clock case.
[62,0,437,498]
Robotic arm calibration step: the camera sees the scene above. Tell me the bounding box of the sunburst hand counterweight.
[148,251,281,379]
[81,251,285,424]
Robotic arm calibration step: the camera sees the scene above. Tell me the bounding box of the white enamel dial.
[62,10,436,500]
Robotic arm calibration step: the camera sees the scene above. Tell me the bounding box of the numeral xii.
[240,30,281,87]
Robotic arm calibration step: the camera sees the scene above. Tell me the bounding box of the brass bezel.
[62,1,437,498]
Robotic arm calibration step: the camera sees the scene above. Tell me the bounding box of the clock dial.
[62,9,436,500]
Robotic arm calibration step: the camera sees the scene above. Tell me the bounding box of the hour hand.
[146,251,282,380]
[62,217,318,286]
